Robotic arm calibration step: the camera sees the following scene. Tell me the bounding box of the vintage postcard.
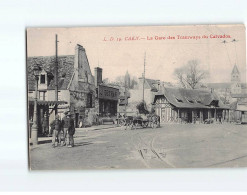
[27,24,247,170]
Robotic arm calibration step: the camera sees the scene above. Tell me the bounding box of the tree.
[136,101,149,114]
[102,78,109,84]
[173,60,209,89]
[130,76,138,89]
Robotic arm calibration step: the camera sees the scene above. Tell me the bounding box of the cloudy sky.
[27,24,246,83]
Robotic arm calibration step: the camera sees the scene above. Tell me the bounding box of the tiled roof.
[155,87,228,109]
[145,78,159,92]
[229,101,238,110]
[27,55,75,91]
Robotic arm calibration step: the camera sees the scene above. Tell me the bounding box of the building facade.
[153,87,230,124]
[94,67,120,118]
[128,77,174,112]
[28,44,96,132]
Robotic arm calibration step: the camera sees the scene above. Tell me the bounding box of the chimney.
[157,80,160,91]
[74,44,86,81]
[94,67,102,86]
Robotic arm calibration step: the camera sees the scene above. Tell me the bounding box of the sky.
[27,24,246,83]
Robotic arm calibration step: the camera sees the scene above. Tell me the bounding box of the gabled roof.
[229,101,238,110]
[27,55,75,91]
[155,87,229,109]
[231,64,240,75]
[145,78,159,92]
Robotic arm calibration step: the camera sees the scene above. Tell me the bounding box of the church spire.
[231,64,240,83]
[231,64,239,75]
[125,71,130,88]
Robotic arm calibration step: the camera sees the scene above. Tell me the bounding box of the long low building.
[153,87,230,124]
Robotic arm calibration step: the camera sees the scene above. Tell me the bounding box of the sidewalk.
[76,124,119,131]
[36,124,118,144]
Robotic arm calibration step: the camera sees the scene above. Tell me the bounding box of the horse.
[119,116,134,130]
[148,114,160,129]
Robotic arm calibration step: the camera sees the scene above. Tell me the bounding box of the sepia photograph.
[27,24,247,170]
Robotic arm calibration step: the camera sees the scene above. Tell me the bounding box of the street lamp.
[31,64,41,145]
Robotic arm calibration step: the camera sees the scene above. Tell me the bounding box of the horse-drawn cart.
[117,113,160,130]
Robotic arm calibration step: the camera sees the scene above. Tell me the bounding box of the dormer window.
[175,97,183,103]
[40,74,46,84]
[185,97,194,103]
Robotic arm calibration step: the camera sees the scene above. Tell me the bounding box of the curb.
[77,125,120,131]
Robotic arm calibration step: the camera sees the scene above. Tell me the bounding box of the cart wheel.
[120,119,126,127]
[143,122,148,128]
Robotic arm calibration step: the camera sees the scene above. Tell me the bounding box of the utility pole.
[124,81,127,116]
[142,52,146,102]
[55,34,58,115]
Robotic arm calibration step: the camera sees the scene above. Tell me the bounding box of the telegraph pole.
[142,52,146,102]
[124,81,127,116]
[55,34,58,114]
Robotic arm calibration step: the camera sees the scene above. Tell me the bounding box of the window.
[39,91,46,100]
[58,91,61,101]
[87,93,93,108]
[175,97,183,103]
[40,74,45,84]
[196,100,202,104]
[185,97,194,103]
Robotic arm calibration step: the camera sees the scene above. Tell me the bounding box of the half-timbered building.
[153,87,230,124]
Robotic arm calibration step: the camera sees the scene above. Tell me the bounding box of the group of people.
[50,111,75,148]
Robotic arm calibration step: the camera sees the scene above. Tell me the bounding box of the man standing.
[62,111,75,147]
[41,116,48,136]
[50,114,62,148]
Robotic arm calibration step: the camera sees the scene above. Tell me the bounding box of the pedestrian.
[68,115,75,148]
[79,120,83,128]
[219,115,222,124]
[62,111,75,147]
[51,114,62,148]
[42,116,48,136]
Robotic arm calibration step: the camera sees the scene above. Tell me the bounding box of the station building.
[153,87,230,124]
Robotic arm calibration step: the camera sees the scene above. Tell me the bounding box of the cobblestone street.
[30,123,247,170]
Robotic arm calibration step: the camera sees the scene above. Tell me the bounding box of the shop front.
[97,85,119,117]
[28,98,67,137]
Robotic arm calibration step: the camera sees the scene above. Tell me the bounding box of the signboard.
[98,85,119,101]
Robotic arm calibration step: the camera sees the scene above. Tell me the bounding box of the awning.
[28,98,67,106]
